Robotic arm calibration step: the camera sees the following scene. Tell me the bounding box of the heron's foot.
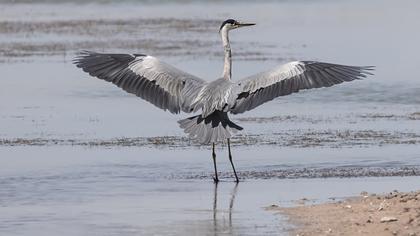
[213,176,219,183]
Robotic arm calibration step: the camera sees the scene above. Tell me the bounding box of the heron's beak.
[236,22,256,28]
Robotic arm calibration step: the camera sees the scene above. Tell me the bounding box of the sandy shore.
[272,190,420,236]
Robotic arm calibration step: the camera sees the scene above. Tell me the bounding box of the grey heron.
[73,19,373,183]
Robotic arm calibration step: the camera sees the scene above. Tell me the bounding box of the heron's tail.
[178,111,243,144]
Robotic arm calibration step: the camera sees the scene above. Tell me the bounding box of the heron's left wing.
[73,51,206,114]
[230,61,374,114]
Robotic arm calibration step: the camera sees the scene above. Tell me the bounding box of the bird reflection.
[228,183,239,225]
[212,183,239,234]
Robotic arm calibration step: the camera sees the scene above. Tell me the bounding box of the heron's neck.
[221,29,232,80]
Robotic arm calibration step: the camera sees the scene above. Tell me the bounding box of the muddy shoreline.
[0,16,283,62]
[274,190,420,236]
[2,127,420,148]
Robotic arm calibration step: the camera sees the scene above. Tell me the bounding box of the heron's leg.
[212,143,219,183]
[227,138,239,182]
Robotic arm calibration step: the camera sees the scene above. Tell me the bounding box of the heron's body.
[74,19,373,183]
[192,78,236,116]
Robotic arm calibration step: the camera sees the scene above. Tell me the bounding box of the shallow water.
[2,146,420,236]
[1,0,420,235]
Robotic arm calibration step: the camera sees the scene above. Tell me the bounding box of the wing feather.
[230,61,374,114]
[73,51,206,114]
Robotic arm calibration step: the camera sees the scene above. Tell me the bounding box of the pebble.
[380,216,398,223]
[378,200,386,211]
[406,217,414,225]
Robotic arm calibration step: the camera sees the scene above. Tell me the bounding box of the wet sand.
[274,190,420,236]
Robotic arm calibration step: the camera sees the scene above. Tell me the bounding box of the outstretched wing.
[73,51,206,114]
[230,61,374,114]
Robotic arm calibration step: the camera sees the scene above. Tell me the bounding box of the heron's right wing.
[73,51,206,114]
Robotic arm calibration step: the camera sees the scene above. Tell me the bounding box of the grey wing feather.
[73,50,206,114]
[230,61,374,114]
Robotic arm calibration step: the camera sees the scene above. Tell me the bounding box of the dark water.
[1,0,420,235]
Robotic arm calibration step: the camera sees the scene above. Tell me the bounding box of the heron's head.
[219,19,255,33]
